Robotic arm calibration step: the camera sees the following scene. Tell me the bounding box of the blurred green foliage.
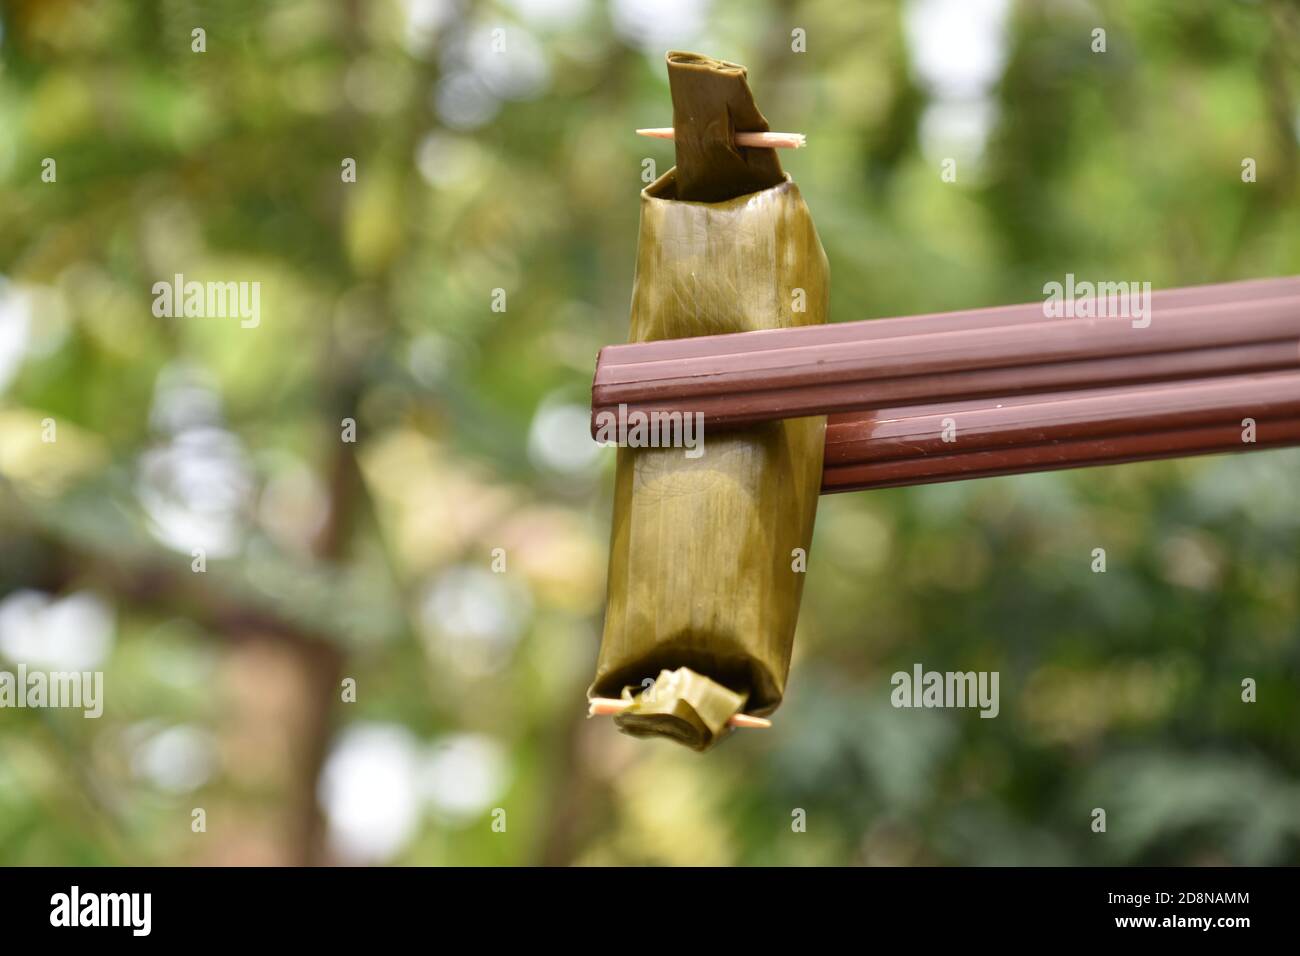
[0,0,1298,866]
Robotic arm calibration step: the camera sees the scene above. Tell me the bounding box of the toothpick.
[588,697,772,728]
[636,128,806,149]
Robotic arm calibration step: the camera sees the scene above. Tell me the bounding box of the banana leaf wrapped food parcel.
[588,52,828,751]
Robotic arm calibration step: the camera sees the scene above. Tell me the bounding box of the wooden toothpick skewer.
[637,128,806,149]
[588,697,772,728]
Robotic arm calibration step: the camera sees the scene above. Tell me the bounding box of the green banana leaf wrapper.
[589,52,828,751]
